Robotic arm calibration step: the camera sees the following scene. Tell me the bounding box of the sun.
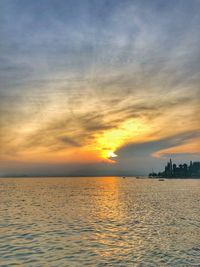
[108,151,118,158]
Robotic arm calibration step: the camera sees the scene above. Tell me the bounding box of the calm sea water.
[0,177,200,266]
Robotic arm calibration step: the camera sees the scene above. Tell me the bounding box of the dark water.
[0,177,200,266]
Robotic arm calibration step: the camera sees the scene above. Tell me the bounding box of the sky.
[0,0,200,176]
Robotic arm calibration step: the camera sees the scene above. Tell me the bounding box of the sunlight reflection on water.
[0,177,200,266]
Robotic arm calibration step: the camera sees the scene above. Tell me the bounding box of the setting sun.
[108,151,118,158]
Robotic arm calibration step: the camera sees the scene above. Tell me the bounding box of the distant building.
[149,159,200,178]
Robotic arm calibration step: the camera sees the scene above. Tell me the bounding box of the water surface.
[0,177,200,266]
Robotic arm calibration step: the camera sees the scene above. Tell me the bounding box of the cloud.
[117,130,200,157]
[0,0,200,175]
[59,136,81,147]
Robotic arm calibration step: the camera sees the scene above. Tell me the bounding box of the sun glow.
[95,119,149,160]
[108,151,118,158]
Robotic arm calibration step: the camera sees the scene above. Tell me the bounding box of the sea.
[0,177,200,266]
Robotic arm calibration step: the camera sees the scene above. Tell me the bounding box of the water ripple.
[0,177,200,266]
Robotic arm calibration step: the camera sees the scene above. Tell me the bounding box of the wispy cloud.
[0,0,200,175]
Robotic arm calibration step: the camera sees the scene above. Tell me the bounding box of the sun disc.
[108,151,118,158]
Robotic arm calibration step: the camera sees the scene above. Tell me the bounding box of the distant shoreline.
[0,176,199,179]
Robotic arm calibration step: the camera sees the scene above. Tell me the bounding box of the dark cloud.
[117,130,200,157]
[59,136,81,147]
